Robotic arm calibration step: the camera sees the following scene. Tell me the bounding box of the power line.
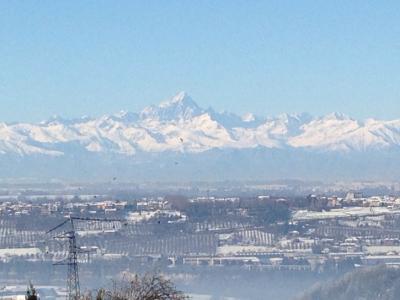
[47,216,124,300]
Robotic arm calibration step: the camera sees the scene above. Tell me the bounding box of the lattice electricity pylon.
[47,216,124,300]
[52,230,82,300]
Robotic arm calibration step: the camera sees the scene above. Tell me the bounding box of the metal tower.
[47,216,123,300]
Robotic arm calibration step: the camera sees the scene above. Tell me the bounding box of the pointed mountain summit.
[1,92,400,180]
[159,91,195,106]
[140,91,204,121]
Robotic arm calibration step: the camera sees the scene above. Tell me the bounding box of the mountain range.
[1,92,399,181]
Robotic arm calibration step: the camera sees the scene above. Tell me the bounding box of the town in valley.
[1,181,400,299]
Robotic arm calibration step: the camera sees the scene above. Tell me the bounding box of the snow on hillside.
[0,92,399,157]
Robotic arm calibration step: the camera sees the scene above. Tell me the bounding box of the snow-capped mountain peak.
[322,112,351,121]
[242,113,256,122]
[159,91,192,106]
[140,91,204,121]
[1,93,400,180]
[111,110,139,123]
[0,93,399,160]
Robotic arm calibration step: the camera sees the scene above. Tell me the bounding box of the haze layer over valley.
[1,92,399,181]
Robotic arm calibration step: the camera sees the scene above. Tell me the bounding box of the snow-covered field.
[293,207,400,221]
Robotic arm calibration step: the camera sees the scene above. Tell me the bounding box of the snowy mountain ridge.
[1,92,400,157]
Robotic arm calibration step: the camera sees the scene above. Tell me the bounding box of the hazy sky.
[1,1,399,122]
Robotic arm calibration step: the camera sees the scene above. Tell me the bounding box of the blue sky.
[0,1,399,122]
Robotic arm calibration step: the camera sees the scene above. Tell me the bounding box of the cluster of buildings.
[1,192,400,279]
[307,192,400,210]
[0,199,127,218]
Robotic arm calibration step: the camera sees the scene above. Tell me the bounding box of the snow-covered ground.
[217,245,275,256]
[127,209,186,223]
[0,247,42,258]
[293,207,400,221]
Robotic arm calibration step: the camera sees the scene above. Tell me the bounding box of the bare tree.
[94,273,188,300]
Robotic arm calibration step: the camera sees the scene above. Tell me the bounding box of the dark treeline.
[166,195,290,225]
[298,265,400,300]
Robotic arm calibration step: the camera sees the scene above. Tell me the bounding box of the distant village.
[1,189,400,299]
